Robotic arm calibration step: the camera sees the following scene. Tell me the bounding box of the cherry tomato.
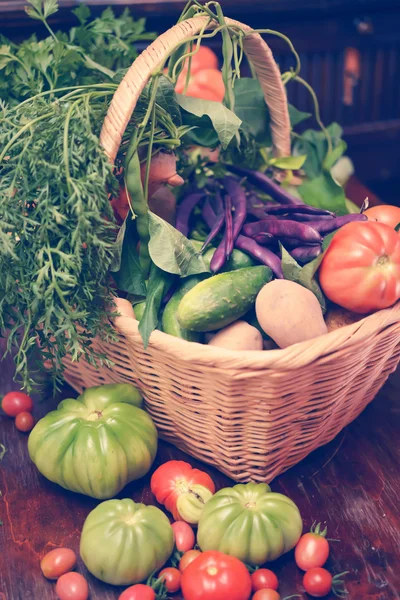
[150,460,215,521]
[172,521,195,553]
[118,584,156,600]
[55,572,89,600]
[179,549,202,573]
[303,568,332,597]
[251,569,279,592]
[158,567,181,593]
[40,548,77,580]
[1,391,33,417]
[181,550,252,600]
[319,221,400,313]
[175,68,225,102]
[295,530,329,571]
[15,411,35,433]
[253,590,280,600]
[364,205,400,229]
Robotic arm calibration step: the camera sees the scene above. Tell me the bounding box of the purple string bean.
[225,164,304,205]
[175,192,204,236]
[243,220,322,244]
[224,194,234,258]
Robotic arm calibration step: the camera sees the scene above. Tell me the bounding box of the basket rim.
[113,299,400,371]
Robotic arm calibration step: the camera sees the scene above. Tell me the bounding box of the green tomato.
[28,383,157,499]
[197,482,303,565]
[80,499,174,585]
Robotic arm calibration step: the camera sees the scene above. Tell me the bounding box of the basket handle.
[100,15,291,163]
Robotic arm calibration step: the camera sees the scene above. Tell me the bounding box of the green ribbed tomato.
[197,482,303,565]
[80,499,174,585]
[28,383,157,499]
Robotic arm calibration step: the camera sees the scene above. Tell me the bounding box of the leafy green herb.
[148,213,209,277]
[280,245,326,311]
[138,264,173,347]
[177,95,241,149]
[112,218,147,297]
[288,104,311,128]
[298,171,348,215]
[233,78,271,145]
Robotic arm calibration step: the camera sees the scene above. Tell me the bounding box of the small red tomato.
[251,569,279,592]
[253,590,280,600]
[2,391,33,417]
[179,550,202,573]
[303,568,332,597]
[55,572,89,600]
[172,521,195,553]
[118,584,156,600]
[159,567,181,593]
[295,525,330,571]
[15,411,35,433]
[40,548,77,580]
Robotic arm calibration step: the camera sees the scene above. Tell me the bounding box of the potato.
[208,320,263,351]
[325,306,363,332]
[255,280,327,348]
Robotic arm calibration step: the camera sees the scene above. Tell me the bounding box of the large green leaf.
[155,76,182,126]
[138,263,173,348]
[293,122,345,179]
[298,171,348,215]
[148,212,210,277]
[280,245,326,311]
[177,94,241,149]
[233,78,271,145]
[288,104,311,128]
[112,217,147,297]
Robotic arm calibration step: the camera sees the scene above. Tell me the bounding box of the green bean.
[214,3,235,111]
[124,133,150,277]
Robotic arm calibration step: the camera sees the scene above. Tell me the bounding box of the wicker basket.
[63,15,400,483]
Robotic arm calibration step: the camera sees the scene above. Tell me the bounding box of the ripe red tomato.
[319,221,400,313]
[2,391,33,417]
[179,45,219,77]
[295,529,329,571]
[150,460,215,521]
[175,68,225,102]
[55,572,89,600]
[172,521,195,553]
[364,205,400,229]
[40,548,77,580]
[118,584,156,600]
[251,569,279,592]
[303,568,332,597]
[181,550,252,600]
[158,567,181,593]
[179,550,202,573]
[15,411,35,433]
[252,590,280,600]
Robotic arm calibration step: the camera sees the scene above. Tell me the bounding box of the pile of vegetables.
[4,0,399,391]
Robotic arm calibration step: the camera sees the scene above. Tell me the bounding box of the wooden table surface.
[1,342,400,600]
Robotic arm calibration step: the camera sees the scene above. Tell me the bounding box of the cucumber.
[177,266,272,332]
[162,275,208,341]
[133,301,146,321]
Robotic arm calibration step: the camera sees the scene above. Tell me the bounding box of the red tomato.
[181,550,252,600]
[172,521,195,552]
[319,221,400,313]
[175,68,225,102]
[55,572,89,600]
[40,548,77,580]
[2,391,33,417]
[179,550,202,573]
[118,584,156,600]
[252,591,280,600]
[251,569,279,592]
[158,567,181,593]
[150,460,215,521]
[364,205,400,229]
[15,411,35,433]
[303,568,332,597]
[179,45,219,76]
[295,530,329,571]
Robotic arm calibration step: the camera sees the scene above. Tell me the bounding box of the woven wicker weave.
[63,16,400,483]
